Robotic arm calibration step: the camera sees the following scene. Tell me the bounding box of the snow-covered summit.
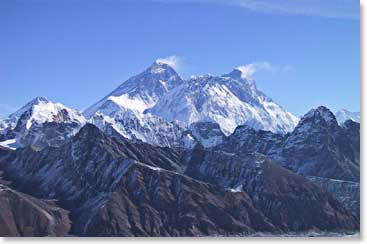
[16,97,84,128]
[81,61,191,147]
[0,97,86,149]
[298,106,338,129]
[335,109,360,124]
[149,68,299,135]
[8,96,49,119]
[2,96,85,131]
[84,61,183,118]
[225,68,255,82]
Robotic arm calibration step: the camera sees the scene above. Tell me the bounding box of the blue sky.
[0,0,360,117]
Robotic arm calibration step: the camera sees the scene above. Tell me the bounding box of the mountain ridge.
[0,123,359,236]
[148,67,299,135]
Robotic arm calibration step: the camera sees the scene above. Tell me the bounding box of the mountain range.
[0,60,360,236]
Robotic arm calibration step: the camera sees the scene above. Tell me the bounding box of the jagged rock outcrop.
[281,107,359,181]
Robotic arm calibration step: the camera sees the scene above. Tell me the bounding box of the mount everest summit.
[85,61,299,136]
[84,61,184,117]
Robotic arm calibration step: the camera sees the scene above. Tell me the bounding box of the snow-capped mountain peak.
[290,106,339,137]
[150,60,176,74]
[82,62,299,147]
[12,97,85,129]
[0,97,86,149]
[150,68,299,135]
[225,68,245,80]
[9,96,50,119]
[225,68,254,82]
[222,69,258,95]
[301,106,338,126]
[84,61,184,118]
[335,109,360,124]
[81,61,195,148]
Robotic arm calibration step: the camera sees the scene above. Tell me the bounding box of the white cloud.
[236,62,276,79]
[236,62,293,79]
[156,55,182,70]
[234,0,358,20]
[153,0,359,20]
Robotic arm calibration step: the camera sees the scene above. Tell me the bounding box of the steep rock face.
[84,61,183,117]
[149,70,298,135]
[0,97,86,150]
[0,179,70,237]
[341,120,360,165]
[281,107,359,181]
[185,149,359,232]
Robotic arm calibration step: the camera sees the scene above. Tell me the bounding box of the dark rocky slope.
[0,123,359,236]
[308,176,360,219]
[0,177,70,237]
[83,163,275,236]
[0,124,274,236]
[185,148,359,232]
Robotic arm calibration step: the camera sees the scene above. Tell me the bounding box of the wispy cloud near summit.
[237,62,275,79]
[156,55,183,70]
[236,62,293,79]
